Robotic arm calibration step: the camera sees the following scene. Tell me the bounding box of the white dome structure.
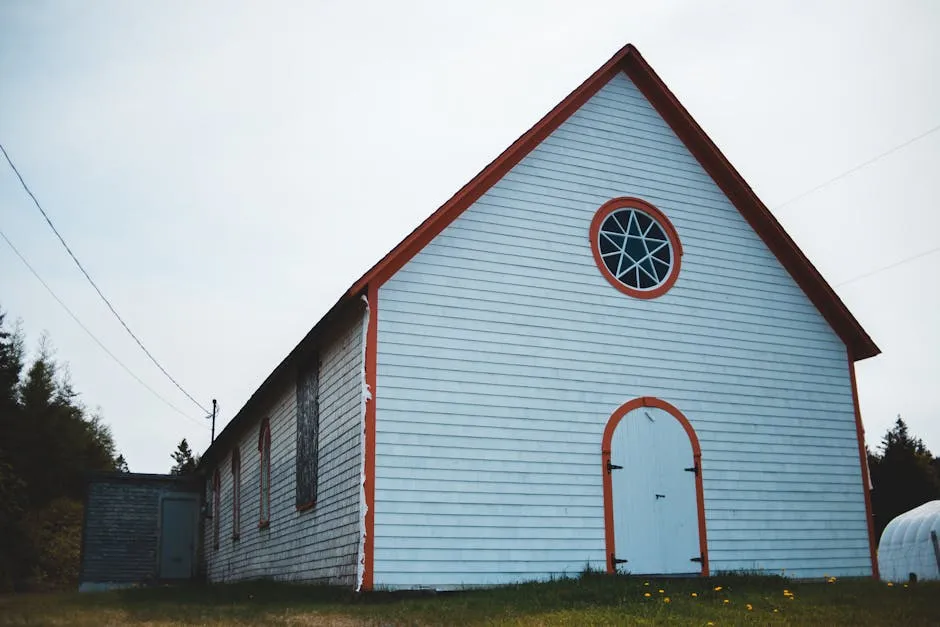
[877,501,940,582]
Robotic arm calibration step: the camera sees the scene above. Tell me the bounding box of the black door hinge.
[611,553,628,566]
[684,464,699,476]
[607,460,623,473]
[690,556,703,563]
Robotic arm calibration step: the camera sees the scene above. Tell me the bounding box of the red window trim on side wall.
[231,448,241,541]
[212,469,220,550]
[258,418,271,529]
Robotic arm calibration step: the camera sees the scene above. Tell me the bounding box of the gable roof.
[342,43,878,359]
[201,43,879,465]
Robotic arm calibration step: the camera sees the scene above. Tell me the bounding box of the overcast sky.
[1,1,938,473]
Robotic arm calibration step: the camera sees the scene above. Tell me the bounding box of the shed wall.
[80,477,199,589]
[373,71,871,588]
[205,309,364,585]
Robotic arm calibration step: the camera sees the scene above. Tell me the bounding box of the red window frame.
[231,448,241,540]
[212,469,220,550]
[589,196,682,299]
[258,418,271,529]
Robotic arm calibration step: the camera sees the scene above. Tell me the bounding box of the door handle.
[655,494,665,500]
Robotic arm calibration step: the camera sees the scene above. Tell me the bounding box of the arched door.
[602,397,708,575]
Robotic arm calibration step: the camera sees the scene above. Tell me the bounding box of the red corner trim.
[848,353,880,579]
[362,283,378,590]
[589,197,682,299]
[601,397,708,576]
[340,44,877,361]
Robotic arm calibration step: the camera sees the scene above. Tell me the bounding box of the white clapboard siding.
[374,71,869,588]
[205,310,364,584]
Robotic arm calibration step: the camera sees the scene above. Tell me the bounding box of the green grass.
[1,574,937,626]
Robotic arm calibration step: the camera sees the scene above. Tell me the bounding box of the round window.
[589,197,682,299]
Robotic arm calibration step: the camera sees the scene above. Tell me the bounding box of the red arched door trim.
[601,396,709,575]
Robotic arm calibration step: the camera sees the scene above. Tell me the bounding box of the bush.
[23,497,84,589]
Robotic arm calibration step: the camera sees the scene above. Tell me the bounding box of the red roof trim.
[346,43,878,360]
[346,48,624,295]
[625,49,879,360]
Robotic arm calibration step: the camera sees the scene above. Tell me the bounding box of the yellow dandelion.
[664,597,671,604]
[691,592,698,597]
[714,585,723,591]
[773,609,779,613]
[903,584,908,588]
[644,581,650,586]
[723,599,730,604]
[783,589,790,595]
[644,592,651,598]
[658,589,665,594]
[789,596,795,601]
[707,623,715,626]
[746,603,753,611]
[887,582,894,587]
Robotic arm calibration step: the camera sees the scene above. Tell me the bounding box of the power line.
[775,122,940,211]
[836,245,940,288]
[0,227,209,429]
[0,142,210,415]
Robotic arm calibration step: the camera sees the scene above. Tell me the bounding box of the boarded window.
[296,356,320,508]
[258,418,271,527]
[231,449,241,540]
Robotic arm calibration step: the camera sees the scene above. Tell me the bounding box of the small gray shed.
[79,472,202,591]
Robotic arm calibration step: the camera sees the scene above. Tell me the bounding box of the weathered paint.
[373,71,870,588]
[80,473,200,590]
[205,309,364,585]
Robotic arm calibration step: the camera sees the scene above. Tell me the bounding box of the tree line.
[868,417,940,538]
[0,307,126,591]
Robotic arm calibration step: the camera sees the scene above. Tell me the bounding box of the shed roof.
[201,43,879,466]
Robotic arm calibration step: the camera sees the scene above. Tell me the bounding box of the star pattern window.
[589,197,682,299]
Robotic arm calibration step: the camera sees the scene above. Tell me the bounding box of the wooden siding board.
[374,72,870,587]
[204,310,364,585]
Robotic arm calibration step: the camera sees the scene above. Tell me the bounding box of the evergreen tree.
[868,416,940,539]
[0,309,126,589]
[0,309,27,589]
[170,439,199,474]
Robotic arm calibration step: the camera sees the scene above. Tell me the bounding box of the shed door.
[610,405,700,574]
[159,497,198,579]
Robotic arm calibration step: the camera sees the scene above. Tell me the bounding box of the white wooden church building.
[198,44,881,590]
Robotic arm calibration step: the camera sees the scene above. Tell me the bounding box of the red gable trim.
[347,43,879,361]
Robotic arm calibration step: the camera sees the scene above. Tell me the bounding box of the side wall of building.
[373,71,870,588]
[204,308,364,585]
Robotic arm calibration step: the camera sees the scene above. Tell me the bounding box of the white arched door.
[605,399,704,575]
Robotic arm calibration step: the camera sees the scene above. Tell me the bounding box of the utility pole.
[210,399,217,443]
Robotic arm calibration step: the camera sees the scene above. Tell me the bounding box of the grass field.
[1,573,938,626]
